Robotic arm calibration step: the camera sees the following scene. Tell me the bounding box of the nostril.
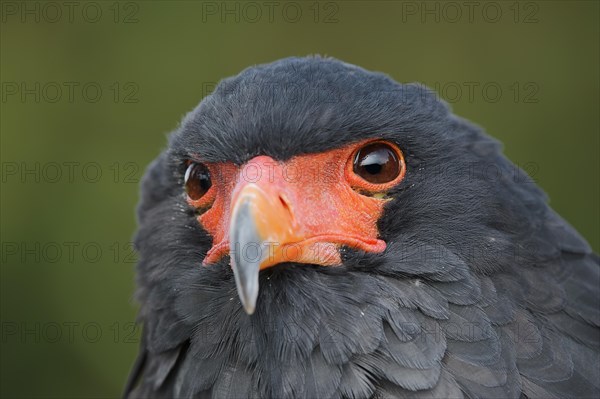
[278,194,293,217]
[279,195,289,210]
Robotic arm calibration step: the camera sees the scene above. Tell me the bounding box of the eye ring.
[346,140,406,193]
[184,162,212,201]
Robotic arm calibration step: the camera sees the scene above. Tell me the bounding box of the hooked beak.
[229,197,261,315]
[228,183,301,315]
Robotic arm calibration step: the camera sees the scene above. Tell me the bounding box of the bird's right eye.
[184,163,211,200]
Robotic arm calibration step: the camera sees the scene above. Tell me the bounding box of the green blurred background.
[1,1,598,397]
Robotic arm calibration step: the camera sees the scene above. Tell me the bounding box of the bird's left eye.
[184,163,211,200]
[352,142,404,185]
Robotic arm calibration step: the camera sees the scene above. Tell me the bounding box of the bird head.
[137,55,526,321]
[136,55,535,361]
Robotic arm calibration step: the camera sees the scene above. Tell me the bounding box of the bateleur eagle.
[124,57,600,399]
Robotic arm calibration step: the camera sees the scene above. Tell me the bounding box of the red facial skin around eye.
[186,162,238,240]
[186,139,406,268]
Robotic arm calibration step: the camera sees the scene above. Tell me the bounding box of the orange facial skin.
[186,139,406,270]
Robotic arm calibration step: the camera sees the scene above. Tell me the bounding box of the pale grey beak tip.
[242,300,256,315]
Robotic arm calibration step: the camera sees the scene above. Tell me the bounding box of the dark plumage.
[125,56,600,399]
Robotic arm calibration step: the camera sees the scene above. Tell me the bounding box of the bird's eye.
[353,142,403,185]
[184,163,211,200]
